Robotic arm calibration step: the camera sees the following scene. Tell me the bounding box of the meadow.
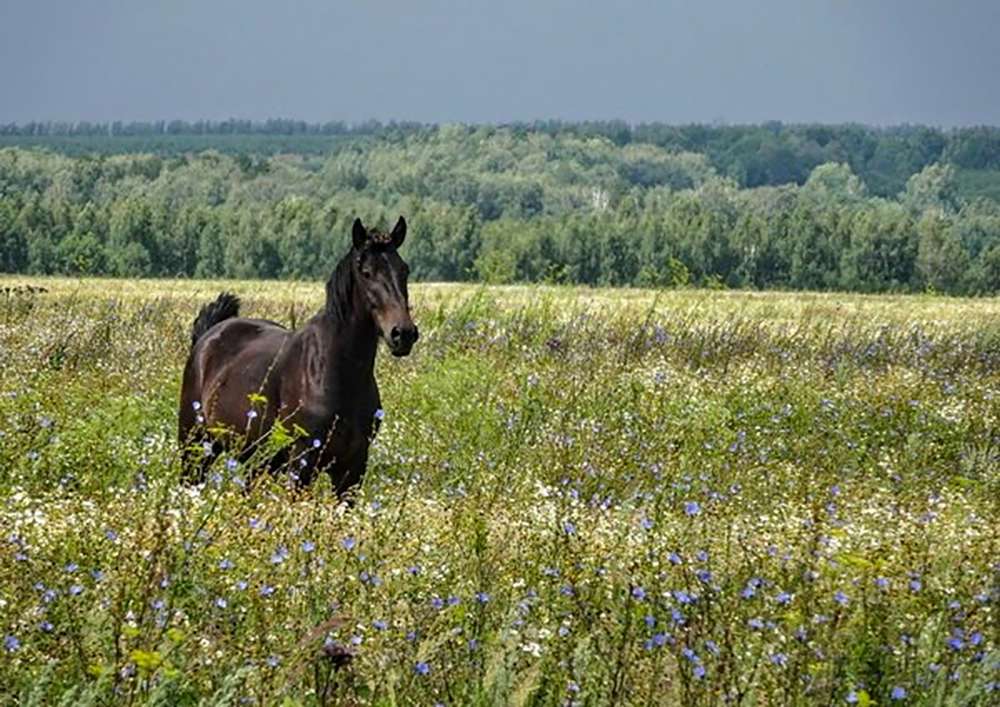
[0,277,997,705]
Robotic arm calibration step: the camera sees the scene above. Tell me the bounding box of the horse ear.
[352,218,367,250]
[391,216,407,248]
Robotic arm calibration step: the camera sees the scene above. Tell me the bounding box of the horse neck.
[312,306,379,394]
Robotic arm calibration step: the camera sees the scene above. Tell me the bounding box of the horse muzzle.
[387,324,419,357]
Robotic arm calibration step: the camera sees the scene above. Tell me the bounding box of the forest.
[1,121,999,294]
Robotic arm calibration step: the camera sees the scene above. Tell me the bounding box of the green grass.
[1,277,998,705]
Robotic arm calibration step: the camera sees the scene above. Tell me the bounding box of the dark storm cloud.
[1,0,998,125]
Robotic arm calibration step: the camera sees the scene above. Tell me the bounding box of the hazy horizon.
[2,1,999,127]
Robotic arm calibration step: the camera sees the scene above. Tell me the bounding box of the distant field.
[1,278,997,704]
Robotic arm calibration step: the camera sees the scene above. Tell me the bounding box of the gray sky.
[2,0,998,126]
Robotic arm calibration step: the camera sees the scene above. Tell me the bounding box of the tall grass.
[1,278,997,705]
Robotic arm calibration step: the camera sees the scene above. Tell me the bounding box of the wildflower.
[846,691,859,704]
[652,632,669,647]
[563,521,576,535]
[341,536,356,551]
[246,409,258,420]
[301,540,315,553]
[414,661,430,676]
[674,590,694,605]
[632,586,646,600]
[684,501,701,516]
[266,655,280,668]
[431,596,444,609]
[890,686,906,700]
[748,617,764,630]
[475,591,490,604]
[373,620,387,630]
[4,635,20,652]
[834,591,849,606]
[270,546,289,564]
[64,563,78,574]
[374,408,385,421]
[219,558,233,570]
[641,517,654,530]
[695,550,709,562]
[948,637,964,651]
[236,580,248,591]
[225,458,238,472]
[693,664,706,679]
[668,552,682,565]
[408,565,421,575]
[776,592,792,605]
[104,529,118,541]
[876,577,889,589]
[215,597,227,609]
[249,517,262,530]
[705,639,719,655]
[909,579,922,592]
[259,585,275,597]
[644,614,656,628]
[681,647,699,662]
[69,584,84,596]
[202,441,214,456]
[38,621,53,633]
[770,653,788,667]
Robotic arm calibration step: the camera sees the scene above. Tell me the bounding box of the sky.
[1,0,998,127]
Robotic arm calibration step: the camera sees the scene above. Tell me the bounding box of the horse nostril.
[390,326,402,345]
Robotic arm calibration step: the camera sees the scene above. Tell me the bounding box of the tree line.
[0,125,998,294]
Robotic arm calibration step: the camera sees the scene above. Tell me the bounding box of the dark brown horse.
[178,216,417,495]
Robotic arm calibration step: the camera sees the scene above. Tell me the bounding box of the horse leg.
[329,445,370,502]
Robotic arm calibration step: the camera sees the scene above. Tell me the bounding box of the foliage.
[1,123,1000,294]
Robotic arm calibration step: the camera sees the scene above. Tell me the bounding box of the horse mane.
[323,227,394,325]
[324,250,356,325]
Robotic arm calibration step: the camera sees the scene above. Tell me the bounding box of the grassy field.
[0,277,997,705]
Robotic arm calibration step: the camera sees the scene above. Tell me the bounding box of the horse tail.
[191,292,241,346]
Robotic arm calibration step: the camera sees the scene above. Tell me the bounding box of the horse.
[177,216,418,496]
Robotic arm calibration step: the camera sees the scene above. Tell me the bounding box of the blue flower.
[948,637,964,651]
[644,614,656,628]
[69,584,84,596]
[652,632,669,647]
[846,690,859,704]
[259,584,275,597]
[38,621,53,633]
[668,552,682,565]
[876,577,889,589]
[475,592,490,604]
[4,635,19,652]
[770,653,788,667]
[834,591,849,606]
[705,639,719,655]
[373,620,387,630]
[909,579,922,592]
[266,655,280,668]
[341,536,356,551]
[374,408,385,421]
[64,563,78,574]
[684,501,701,517]
[632,586,646,600]
[225,458,238,472]
[776,592,792,605]
[674,590,694,605]
[270,546,289,564]
[219,558,233,570]
[748,617,764,630]
[641,517,654,530]
[431,596,444,609]
[890,686,906,700]
[215,597,227,609]
[301,540,315,553]
[414,661,430,676]
[563,521,576,535]
[693,664,706,679]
